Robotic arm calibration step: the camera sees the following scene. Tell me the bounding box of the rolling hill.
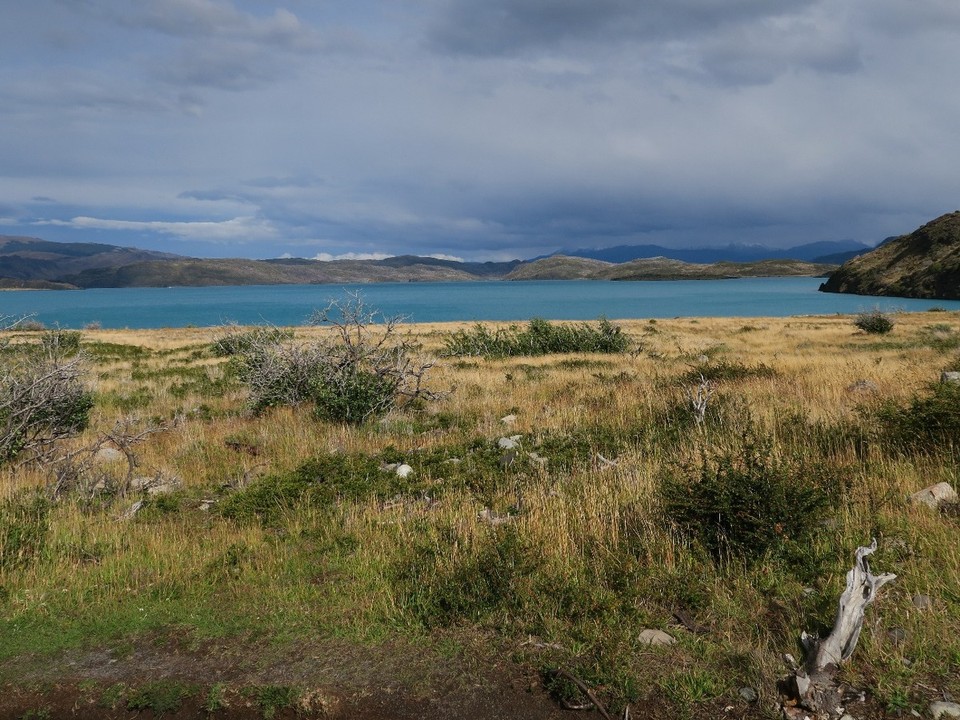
[819,211,960,300]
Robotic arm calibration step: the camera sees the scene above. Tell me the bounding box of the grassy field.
[1,310,959,718]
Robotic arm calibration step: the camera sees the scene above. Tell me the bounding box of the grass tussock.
[1,310,959,716]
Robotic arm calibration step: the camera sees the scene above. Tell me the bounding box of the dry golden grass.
[2,310,959,714]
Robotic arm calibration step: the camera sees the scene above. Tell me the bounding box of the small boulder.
[637,629,675,647]
[886,627,907,644]
[931,701,960,720]
[912,594,933,610]
[500,414,517,426]
[498,435,521,450]
[478,508,514,526]
[909,482,958,510]
[95,447,124,464]
[395,464,414,478]
[738,687,758,704]
[941,372,960,384]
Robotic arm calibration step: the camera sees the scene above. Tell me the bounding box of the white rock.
[478,508,514,526]
[637,629,675,647]
[395,464,414,478]
[941,372,960,384]
[497,436,521,449]
[931,701,960,720]
[910,482,958,510]
[500,414,517,425]
[147,483,178,496]
[95,447,124,463]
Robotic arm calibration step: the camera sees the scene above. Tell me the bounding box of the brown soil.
[0,630,899,719]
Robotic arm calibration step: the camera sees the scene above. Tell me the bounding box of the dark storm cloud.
[426,0,817,56]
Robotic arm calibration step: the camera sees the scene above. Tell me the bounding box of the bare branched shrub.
[46,416,170,501]
[685,373,714,428]
[0,329,94,465]
[232,295,441,424]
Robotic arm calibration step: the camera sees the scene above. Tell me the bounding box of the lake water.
[3,278,959,329]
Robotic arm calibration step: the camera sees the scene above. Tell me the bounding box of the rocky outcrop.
[820,211,960,299]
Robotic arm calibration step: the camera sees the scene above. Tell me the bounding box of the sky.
[2,1,960,262]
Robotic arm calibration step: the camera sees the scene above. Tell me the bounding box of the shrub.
[854,309,894,335]
[231,295,438,424]
[442,317,628,357]
[872,381,960,454]
[659,432,841,566]
[211,325,293,357]
[0,339,93,464]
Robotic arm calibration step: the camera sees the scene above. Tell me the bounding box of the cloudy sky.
[2,0,960,261]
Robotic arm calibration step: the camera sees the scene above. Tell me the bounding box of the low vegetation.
[1,309,959,718]
[442,316,629,357]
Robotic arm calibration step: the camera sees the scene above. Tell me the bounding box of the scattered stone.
[782,653,799,671]
[941,372,960,384]
[912,594,933,610]
[931,701,960,720]
[802,587,817,596]
[498,435,521,450]
[379,462,399,473]
[94,447,124,463]
[696,354,710,363]
[198,500,216,512]
[500,414,517,426]
[738,687,758,704]
[527,452,548,467]
[887,627,907,644]
[130,474,182,495]
[846,379,879,393]
[637,629,675,647]
[147,482,179,496]
[910,482,958,510]
[478,508,514,526]
[395,464,414,478]
[839,714,857,720]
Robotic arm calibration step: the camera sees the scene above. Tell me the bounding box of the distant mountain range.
[543,239,873,265]
[506,256,835,281]
[1,234,848,289]
[820,211,960,300]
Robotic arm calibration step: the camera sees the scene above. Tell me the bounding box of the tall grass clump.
[442,317,628,357]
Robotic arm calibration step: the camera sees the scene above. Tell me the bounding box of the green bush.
[873,381,960,454]
[229,296,437,424]
[311,368,397,424]
[443,317,628,357]
[659,434,841,567]
[854,309,894,335]
[219,452,407,526]
[211,325,293,357]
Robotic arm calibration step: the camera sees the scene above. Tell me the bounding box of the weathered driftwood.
[784,540,895,718]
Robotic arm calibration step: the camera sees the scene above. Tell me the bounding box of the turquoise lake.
[3,278,959,329]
